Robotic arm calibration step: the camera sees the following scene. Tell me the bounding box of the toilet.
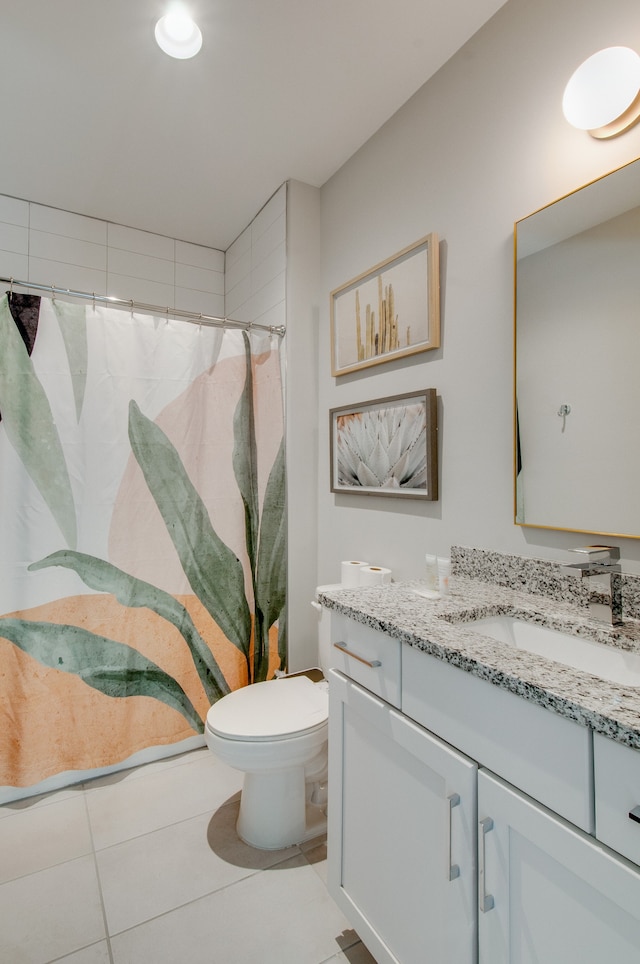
[204,589,335,850]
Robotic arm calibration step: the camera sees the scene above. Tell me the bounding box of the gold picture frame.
[330,234,440,377]
[330,389,438,500]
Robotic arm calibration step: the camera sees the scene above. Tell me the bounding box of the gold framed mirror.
[514,156,640,539]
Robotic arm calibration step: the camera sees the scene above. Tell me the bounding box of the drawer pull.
[478,817,495,913]
[447,793,461,882]
[629,806,640,824]
[333,641,382,668]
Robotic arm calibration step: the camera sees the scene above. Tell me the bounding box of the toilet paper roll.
[341,560,370,586]
[359,566,392,586]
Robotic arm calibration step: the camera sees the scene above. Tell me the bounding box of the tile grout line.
[27,200,31,283]
[0,794,89,886]
[82,784,116,964]
[100,845,308,947]
[47,939,111,964]
[2,748,358,962]
[88,793,243,855]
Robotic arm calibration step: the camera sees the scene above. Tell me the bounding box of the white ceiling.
[0,0,507,250]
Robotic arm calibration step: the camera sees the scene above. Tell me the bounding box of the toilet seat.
[206,676,328,742]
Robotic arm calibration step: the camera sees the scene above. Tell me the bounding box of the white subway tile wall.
[29,257,107,298]
[225,184,286,327]
[0,196,29,227]
[0,197,225,319]
[107,223,174,261]
[0,222,28,257]
[0,197,29,283]
[29,206,107,245]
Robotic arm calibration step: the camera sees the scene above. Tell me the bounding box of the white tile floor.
[0,747,377,964]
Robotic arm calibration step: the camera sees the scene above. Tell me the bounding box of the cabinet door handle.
[478,817,495,913]
[629,806,640,824]
[447,793,461,881]
[333,641,382,668]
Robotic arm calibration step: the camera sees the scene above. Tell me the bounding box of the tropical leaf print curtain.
[0,293,286,795]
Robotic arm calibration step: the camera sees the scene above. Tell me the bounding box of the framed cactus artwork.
[330,234,440,376]
[329,388,438,500]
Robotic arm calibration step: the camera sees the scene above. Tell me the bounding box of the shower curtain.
[0,293,286,794]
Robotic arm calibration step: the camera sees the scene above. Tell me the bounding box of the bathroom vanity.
[321,558,640,964]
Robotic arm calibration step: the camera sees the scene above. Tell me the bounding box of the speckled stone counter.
[318,575,640,750]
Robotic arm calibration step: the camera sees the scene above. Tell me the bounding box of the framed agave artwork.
[330,234,440,377]
[330,388,438,500]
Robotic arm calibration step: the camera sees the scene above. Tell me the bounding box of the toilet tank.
[312,585,340,677]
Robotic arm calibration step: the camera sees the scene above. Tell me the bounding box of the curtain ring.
[51,284,56,302]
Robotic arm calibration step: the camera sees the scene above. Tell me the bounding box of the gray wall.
[285,181,322,670]
[316,0,640,585]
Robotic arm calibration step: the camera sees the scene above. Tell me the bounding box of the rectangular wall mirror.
[514,156,640,539]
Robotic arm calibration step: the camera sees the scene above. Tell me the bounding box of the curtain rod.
[0,276,286,337]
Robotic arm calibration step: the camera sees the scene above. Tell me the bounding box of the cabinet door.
[328,669,477,964]
[478,769,640,964]
[594,731,640,865]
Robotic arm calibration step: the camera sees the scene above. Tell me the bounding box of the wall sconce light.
[562,46,640,138]
[155,4,203,59]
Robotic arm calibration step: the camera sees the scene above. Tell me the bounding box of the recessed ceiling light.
[155,5,203,60]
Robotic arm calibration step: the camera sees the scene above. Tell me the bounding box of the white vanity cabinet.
[329,614,402,708]
[401,643,593,832]
[328,611,640,964]
[593,732,640,866]
[327,669,477,964]
[478,769,640,963]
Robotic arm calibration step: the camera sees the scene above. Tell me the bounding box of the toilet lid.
[206,676,328,741]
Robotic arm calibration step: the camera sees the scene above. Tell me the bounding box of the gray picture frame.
[330,388,438,500]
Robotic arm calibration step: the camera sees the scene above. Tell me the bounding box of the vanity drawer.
[402,644,593,831]
[594,732,640,866]
[330,613,401,708]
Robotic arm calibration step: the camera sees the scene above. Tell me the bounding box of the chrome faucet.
[561,546,622,625]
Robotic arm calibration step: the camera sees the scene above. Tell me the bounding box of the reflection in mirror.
[515,156,640,539]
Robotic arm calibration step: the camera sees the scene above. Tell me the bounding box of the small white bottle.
[425,553,438,592]
[437,557,451,595]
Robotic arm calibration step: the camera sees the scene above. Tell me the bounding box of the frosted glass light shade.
[562,47,640,138]
[155,7,203,59]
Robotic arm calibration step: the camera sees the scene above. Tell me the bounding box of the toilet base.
[236,766,327,850]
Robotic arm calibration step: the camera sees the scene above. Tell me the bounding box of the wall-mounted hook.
[558,403,571,431]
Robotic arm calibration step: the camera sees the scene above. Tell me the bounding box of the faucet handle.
[569,545,620,564]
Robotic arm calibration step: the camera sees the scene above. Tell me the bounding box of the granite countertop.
[317,576,640,750]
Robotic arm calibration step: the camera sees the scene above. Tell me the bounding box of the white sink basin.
[464,614,640,687]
